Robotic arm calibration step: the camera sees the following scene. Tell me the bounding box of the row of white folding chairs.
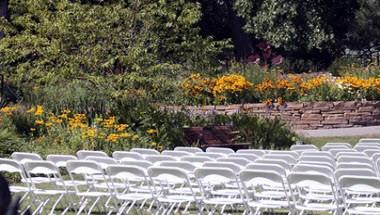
[3,157,380,215]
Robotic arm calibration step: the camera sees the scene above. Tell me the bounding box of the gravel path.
[296,126,380,137]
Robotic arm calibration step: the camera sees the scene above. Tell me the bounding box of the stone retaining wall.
[161,101,380,130]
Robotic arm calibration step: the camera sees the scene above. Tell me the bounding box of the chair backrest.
[46,154,77,168]
[296,161,335,172]
[206,147,234,154]
[130,148,159,155]
[354,145,380,152]
[228,153,259,162]
[216,157,251,167]
[144,155,176,164]
[256,159,291,170]
[339,175,380,194]
[328,148,356,157]
[106,164,147,180]
[337,156,373,165]
[288,172,334,190]
[299,156,335,166]
[363,149,380,157]
[76,150,108,160]
[372,153,380,162]
[322,144,352,152]
[147,166,190,185]
[335,168,376,181]
[112,151,144,161]
[180,156,213,167]
[85,156,117,169]
[262,154,297,165]
[0,158,25,175]
[336,162,375,171]
[301,151,334,159]
[268,151,299,159]
[239,170,286,193]
[292,164,334,179]
[246,163,286,177]
[202,161,242,173]
[66,160,106,193]
[324,142,352,148]
[194,167,238,186]
[23,160,60,176]
[359,138,380,144]
[66,160,104,176]
[120,160,152,169]
[158,161,196,174]
[161,150,192,158]
[290,144,318,152]
[236,149,265,157]
[174,146,203,154]
[194,152,226,159]
[11,152,42,163]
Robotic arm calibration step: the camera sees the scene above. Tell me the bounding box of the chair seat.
[295,202,339,212]
[33,189,66,195]
[157,195,195,203]
[9,186,30,193]
[116,193,153,201]
[77,191,109,197]
[248,199,289,209]
[203,197,243,205]
[347,207,380,215]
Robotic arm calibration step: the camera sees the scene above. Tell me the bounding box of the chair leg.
[87,197,100,215]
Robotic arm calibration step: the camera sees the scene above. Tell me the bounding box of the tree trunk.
[0,0,8,38]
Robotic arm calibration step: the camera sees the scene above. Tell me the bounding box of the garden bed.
[162,101,380,130]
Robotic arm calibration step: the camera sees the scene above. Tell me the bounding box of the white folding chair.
[85,156,118,169]
[194,167,243,214]
[339,176,380,214]
[11,152,42,163]
[174,146,203,154]
[202,161,242,173]
[236,149,265,157]
[47,154,77,168]
[323,142,352,148]
[337,162,376,171]
[240,170,291,214]
[268,151,299,159]
[328,148,357,157]
[206,147,234,154]
[216,157,251,167]
[246,163,286,177]
[336,152,368,159]
[106,165,153,214]
[262,154,297,165]
[23,161,72,214]
[354,145,380,152]
[322,144,352,152]
[0,158,31,209]
[299,156,335,167]
[301,151,334,159]
[112,151,144,161]
[161,150,192,158]
[77,150,108,160]
[130,148,159,155]
[359,138,380,144]
[144,155,176,164]
[66,160,111,214]
[297,161,335,172]
[148,166,197,214]
[337,156,375,168]
[228,153,259,162]
[256,159,291,172]
[158,161,196,176]
[195,152,226,159]
[120,160,152,170]
[363,149,380,157]
[180,156,214,167]
[288,172,341,215]
[335,168,376,181]
[290,144,318,152]
[292,164,334,180]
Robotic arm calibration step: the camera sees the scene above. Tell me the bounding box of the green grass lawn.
[300,135,380,149]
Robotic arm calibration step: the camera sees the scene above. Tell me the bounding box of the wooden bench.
[183,125,250,151]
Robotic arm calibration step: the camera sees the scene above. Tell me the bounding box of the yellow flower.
[211,74,252,96]
[45,122,53,127]
[146,129,157,134]
[115,124,128,132]
[119,132,131,138]
[101,116,116,128]
[35,120,44,125]
[132,135,139,141]
[82,128,97,139]
[26,107,35,113]
[106,133,119,142]
[35,105,44,116]
[0,107,14,115]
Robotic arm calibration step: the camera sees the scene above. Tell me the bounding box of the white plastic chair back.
[144,155,176,164]
[195,167,238,186]
[216,157,251,167]
[297,161,335,172]
[76,150,108,160]
[246,163,286,177]
[256,159,291,171]
[161,150,192,158]
[202,161,242,173]
[174,146,203,154]
[290,144,318,152]
[23,160,61,178]
[335,168,376,181]
[336,162,375,171]
[337,156,374,166]
[206,147,234,154]
[301,151,334,159]
[66,160,104,177]
[328,148,356,157]
[299,156,335,166]
[106,164,147,181]
[180,156,213,167]
[112,151,144,161]
[236,149,265,157]
[47,154,77,168]
[120,160,152,169]
[262,154,297,165]
[336,152,368,159]
[0,158,25,174]
[148,166,190,185]
[292,164,334,179]
[85,156,117,169]
[324,142,352,148]
[363,149,380,157]
[372,153,380,162]
[359,138,380,144]
[11,152,42,163]
[322,144,352,152]
[228,153,259,162]
[130,148,159,155]
[269,151,299,159]
[354,145,380,152]
[339,175,380,207]
[158,161,196,174]
[194,152,225,159]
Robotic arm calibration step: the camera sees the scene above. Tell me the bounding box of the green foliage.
[0,116,24,156]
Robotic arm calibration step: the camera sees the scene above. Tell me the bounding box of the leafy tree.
[0,0,226,85]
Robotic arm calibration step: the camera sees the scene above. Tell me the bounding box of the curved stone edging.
[161,101,380,130]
